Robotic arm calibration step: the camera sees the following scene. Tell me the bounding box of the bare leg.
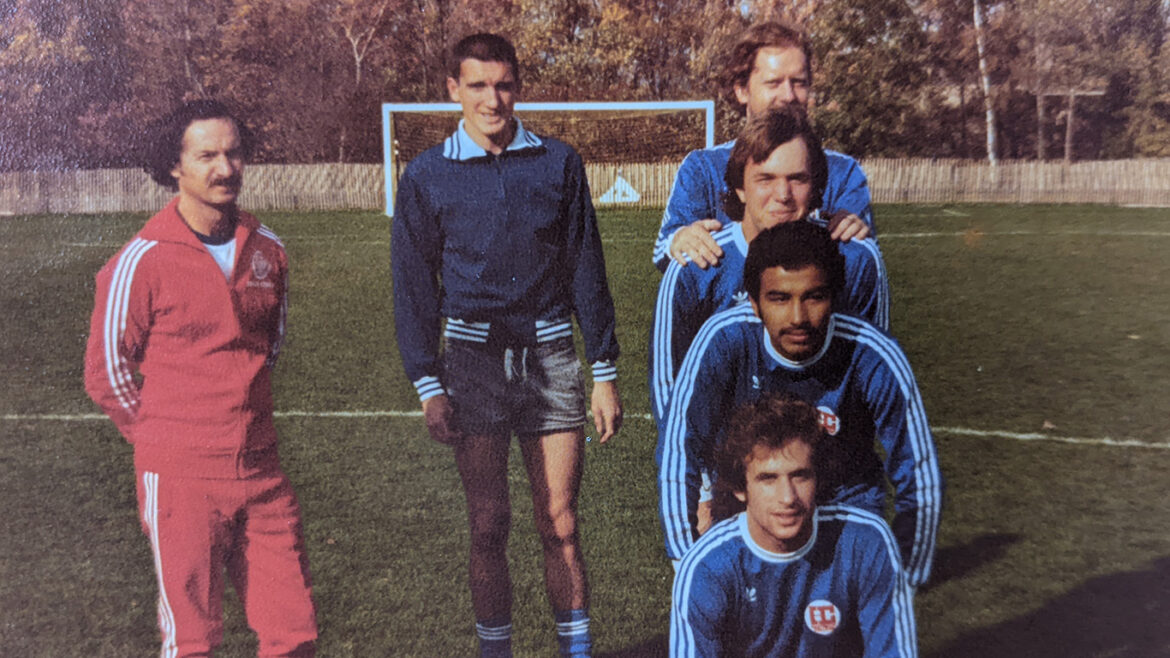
[453,433,514,620]
[519,429,587,611]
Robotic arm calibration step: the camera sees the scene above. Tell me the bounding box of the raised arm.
[654,150,727,272]
[821,151,876,234]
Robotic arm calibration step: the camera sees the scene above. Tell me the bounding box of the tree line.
[2,0,1168,171]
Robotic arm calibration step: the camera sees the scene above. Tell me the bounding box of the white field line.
[5,411,1168,450]
[931,426,1170,450]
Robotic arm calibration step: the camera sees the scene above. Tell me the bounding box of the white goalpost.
[381,100,716,216]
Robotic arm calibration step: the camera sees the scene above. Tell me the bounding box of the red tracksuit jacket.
[84,198,289,479]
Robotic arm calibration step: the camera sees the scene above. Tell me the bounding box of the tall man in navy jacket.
[391,33,622,658]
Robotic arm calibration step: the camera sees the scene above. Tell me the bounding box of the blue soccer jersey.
[653,141,874,272]
[657,308,942,586]
[648,222,890,430]
[671,505,918,658]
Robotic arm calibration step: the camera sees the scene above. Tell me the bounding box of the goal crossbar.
[381,100,716,216]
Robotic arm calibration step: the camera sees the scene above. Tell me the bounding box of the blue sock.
[476,616,512,658]
[554,609,592,657]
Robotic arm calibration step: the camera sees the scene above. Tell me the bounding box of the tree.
[0,0,131,169]
[1095,0,1167,157]
[972,0,998,164]
[805,0,934,156]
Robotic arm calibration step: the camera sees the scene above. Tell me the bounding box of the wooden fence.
[863,158,1170,206]
[0,164,385,215]
[3,159,1169,215]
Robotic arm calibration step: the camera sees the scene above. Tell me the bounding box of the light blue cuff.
[413,375,446,402]
[591,361,617,383]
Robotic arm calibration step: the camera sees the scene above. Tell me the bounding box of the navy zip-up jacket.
[391,120,619,401]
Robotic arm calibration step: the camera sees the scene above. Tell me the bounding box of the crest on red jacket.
[251,251,272,280]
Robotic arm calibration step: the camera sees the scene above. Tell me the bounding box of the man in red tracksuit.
[84,100,317,657]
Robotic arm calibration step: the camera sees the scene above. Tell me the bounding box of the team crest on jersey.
[816,406,840,436]
[745,587,757,603]
[804,600,840,635]
[251,251,272,280]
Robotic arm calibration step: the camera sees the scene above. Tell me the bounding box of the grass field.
[3,204,1170,656]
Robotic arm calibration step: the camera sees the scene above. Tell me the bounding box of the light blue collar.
[443,118,543,161]
[763,315,836,371]
[739,509,819,562]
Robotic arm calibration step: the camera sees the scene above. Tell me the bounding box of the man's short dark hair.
[743,221,845,305]
[143,100,253,190]
[711,394,831,522]
[449,33,520,85]
[721,21,814,114]
[722,106,828,222]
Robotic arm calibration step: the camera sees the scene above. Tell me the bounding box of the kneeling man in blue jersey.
[391,33,622,657]
[653,21,873,272]
[658,220,941,588]
[671,395,918,657]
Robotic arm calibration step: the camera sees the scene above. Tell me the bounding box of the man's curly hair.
[711,393,836,522]
[143,100,254,190]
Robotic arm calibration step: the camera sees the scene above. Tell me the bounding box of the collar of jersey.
[443,118,543,161]
[738,509,819,563]
[762,315,836,371]
[141,196,258,249]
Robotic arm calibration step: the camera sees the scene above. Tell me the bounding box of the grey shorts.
[443,335,586,437]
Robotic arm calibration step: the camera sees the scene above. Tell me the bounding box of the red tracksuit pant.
[136,469,318,657]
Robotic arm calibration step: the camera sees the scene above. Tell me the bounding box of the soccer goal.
[381,101,715,216]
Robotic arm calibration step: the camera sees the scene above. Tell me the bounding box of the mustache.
[781,322,814,333]
[212,174,242,188]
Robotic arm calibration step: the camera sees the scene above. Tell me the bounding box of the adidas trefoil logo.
[732,291,750,305]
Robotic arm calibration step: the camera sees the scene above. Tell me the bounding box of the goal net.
[381,101,715,215]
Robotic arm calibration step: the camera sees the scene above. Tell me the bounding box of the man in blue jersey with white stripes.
[391,33,622,658]
[657,220,941,589]
[650,108,890,534]
[654,21,872,273]
[672,394,918,657]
